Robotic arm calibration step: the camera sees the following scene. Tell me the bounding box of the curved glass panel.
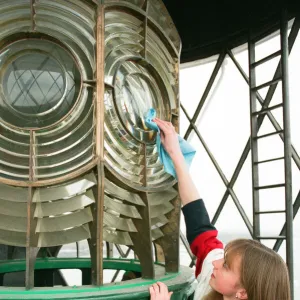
[0,39,81,129]
[103,9,179,189]
[114,60,166,143]
[3,52,66,115]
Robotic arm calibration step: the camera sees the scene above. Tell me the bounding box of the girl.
[149,118,290,300]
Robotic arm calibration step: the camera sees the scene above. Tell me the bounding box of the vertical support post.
[154,113,181,273]
[106,242,114,258]
[90,1,105,286]
[90,163,105,286]
[280,10,294,297]
[30,0,36,32]
[26,186,34,289]
[129,144,154,278]
[25,130,38,289]
[141,0,148,59]
[248,36,260,240]
[129,193,155,278]
[154,193,180,273]
[154,243,164,263]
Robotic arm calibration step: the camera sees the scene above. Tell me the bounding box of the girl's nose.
[212,258,223,269]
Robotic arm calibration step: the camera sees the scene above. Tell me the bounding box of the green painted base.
[0,258,195,300]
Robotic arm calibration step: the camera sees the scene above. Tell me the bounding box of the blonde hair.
[203,239,290,300]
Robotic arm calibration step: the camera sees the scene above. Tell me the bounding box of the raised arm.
[153,118,199,206]
[154,118,223,277]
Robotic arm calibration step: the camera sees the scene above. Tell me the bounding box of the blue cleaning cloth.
[144,108,196,178]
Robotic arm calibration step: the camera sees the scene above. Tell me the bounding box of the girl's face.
[209,255,242,298]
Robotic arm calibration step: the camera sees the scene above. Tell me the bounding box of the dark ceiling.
[162,0,299,63]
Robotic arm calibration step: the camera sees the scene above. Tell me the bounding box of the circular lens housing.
[0,40,81,129]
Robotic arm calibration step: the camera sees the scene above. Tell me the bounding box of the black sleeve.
[181,199,216,244]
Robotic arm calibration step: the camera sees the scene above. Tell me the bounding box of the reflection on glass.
[0,40,81,129]
[3,53,65,116]
[114,61,164,143]
[103,8,179,189]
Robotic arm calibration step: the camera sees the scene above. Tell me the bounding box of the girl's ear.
[236,288,248,299]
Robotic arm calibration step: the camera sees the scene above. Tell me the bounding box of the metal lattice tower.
[179,13,300,299]
[248,11,294,295]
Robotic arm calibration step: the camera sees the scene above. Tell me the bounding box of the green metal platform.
[0,258,195,300]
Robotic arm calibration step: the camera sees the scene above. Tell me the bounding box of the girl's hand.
[153,118,182,162]
[149,282,173,300]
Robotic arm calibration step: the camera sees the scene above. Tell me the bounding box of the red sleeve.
[190,229,223,277]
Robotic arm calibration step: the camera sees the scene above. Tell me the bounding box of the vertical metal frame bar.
[153,243,165,263]
[154,191,181,272]
[25,130,38,289]
[141,0,148,59]
[280,10,294,294]
[105,242,114,258]
[129,193,155,278]
[30,0,36,32]
[25,189,35,289]
[248,36,260,240]
[128,143,155,278]
[90,1,105,286]
[95,3,105,171]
